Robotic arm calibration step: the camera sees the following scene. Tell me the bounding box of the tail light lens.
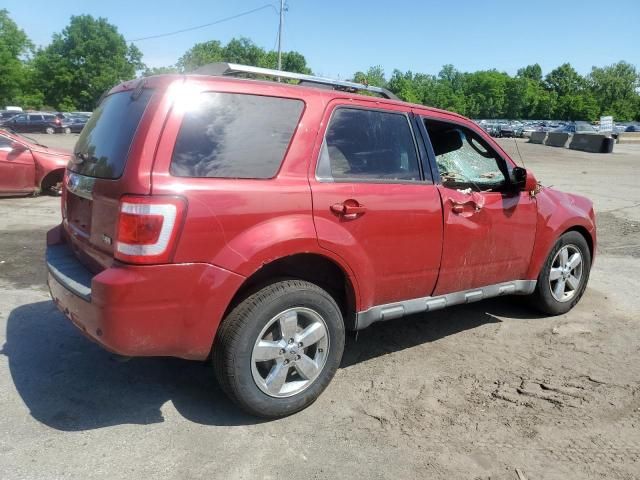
[115,195,186,264]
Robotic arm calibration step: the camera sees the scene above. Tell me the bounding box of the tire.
[45,127,55,134]
[63,127,71,134]
[213,279,345,418]
[40,170,64,196]
[530,231,591,315]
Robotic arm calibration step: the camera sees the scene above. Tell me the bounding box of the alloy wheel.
[548,244,583,302]
[251,307,329,398]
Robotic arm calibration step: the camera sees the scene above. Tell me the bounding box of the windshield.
[70,88,153,179]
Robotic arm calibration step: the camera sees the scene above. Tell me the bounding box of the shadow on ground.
[2,297,543,431]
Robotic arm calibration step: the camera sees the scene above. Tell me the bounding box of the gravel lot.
[1,135,639,479]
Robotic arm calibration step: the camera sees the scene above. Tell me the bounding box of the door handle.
[451,200,482,214]
[330,201,366,219]
[451,202,465,214]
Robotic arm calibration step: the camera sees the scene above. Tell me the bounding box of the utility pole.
[277,0,284,71]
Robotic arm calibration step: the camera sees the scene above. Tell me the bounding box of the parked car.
[55,116,88,134]
[625,125,640,132]
[46,64,596,418]
[553,122,598,134]
[0,129,70,195]
[499,122,524,138]
[1,112,58,133]
[0,110,21,121]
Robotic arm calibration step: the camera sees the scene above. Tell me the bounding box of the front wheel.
[213,279,345,418]
[45,126,55,134]
[530,231,591,315]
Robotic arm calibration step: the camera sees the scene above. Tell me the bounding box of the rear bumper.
[46,225,245,360]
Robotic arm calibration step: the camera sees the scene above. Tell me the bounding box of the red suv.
[46,63,596,418]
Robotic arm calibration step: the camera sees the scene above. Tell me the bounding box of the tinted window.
[43,115,55,121]
[170,92,303,179]
[70,89,153,179]
[28,115,43,121]
[317,108,420,182]
[0,135,12,148]
[13,114,27,123]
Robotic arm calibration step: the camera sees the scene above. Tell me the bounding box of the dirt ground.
[0,135,639,479]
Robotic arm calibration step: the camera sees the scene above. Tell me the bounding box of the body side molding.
[355,280,536,330]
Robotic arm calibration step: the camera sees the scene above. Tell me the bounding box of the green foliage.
[143,65,179,76]
[31,15,143,111]
[175,37,311,74]
[517,64,543,82]
[0,9,34,106]
[361,61,640,121]
[589,61,640,121]
[1,8,638,121]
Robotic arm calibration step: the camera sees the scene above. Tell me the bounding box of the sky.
[4,0,639,79]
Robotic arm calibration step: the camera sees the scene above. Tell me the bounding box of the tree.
[353,65,386,87]
[143,65,179,76]
[0,9,34,106]
[545,63,598,120]
[176,37,311,74]
[517,64,542,82]
[176,40,224,72]
[589,61,640,121]
[32,15,143,111]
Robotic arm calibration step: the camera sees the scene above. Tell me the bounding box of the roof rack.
[192,62,399,100]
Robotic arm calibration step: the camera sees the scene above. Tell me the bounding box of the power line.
[127,4,278,42]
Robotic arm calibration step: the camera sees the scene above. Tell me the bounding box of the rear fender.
[206,214,362,310]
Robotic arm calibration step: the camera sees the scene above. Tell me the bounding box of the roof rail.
[192,62,399,100]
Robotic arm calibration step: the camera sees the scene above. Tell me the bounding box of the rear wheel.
[530,231,591,315]
[213,279,345,418]
[45,126,55,134]
[63,127,71,134]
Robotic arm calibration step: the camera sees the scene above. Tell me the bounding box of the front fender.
[32,150,69,186]
[526,187,596,279]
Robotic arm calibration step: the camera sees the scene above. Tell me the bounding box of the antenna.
[513,137,526,168]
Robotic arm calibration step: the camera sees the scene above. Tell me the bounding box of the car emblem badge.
[102,234,112,245]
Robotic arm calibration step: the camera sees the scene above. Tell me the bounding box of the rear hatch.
[63,81,166,272]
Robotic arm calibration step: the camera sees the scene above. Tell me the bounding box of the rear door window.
[70,88,153,179]
[170,92,304,179]
[316,107,421,182]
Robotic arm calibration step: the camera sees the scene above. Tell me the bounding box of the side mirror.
[11,142,27,152]
[512,167,538,192]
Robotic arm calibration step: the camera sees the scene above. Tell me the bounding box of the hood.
[30,144,72,157]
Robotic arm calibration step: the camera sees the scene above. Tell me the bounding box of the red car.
[46,64,596,418]
[0,129,69,195]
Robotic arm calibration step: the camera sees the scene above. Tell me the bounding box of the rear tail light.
[115,195,186,264]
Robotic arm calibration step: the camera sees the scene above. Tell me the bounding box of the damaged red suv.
[46,63,596,417]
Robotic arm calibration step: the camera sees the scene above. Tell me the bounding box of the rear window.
[170,92,304,179]
[70,89,153,179]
